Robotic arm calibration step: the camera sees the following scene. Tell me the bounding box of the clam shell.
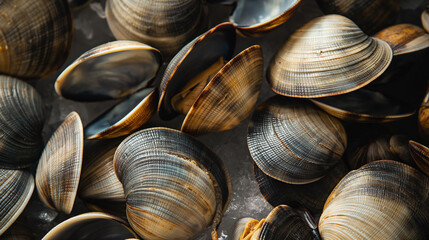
[315,0,399,35]
[0,76,45,169]
[422,6,429,33]
[230,0,302,36]
[0,0,72,79]
[42,212,137,240]
[418,88,429,138]
[114,127,231,240]
[247,96,347,184]
[105,0,207,59]
[35,112,84,214]
[409,140,429,177]
[374,24,429,55]
[0,169,34,235]
[319,160,429,240]
[311,88,415,123]
[55,41,161,102]
[84,87,157,139]
[268,14,392,98]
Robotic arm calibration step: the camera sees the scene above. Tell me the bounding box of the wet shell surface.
[230,0,302,35]
[374,24,429,55]
[248,96,347,184]
[319,160,429,240]
[114,127,231,240]
[105,0,207,59]
[35,112,84,214]
[409,140,429,177]
[55,41,162,102]
[268,14,392,98]
[0,75,45,169]
[0,0,73,79]
[0,169,34,235]
[42,212,137,240]
[315,0,399,35]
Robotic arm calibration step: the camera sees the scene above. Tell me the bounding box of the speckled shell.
[315,0,399,35]
[105,0,207,59]
[42,212,138,240]
[311,89,415,123]
[55,41,162,102]
[230,0,302,36]
[409,140,429,177]
[0,76,45,169]
[0,169,34,235]
[84,87,157,139]
[268,14,392,98]
[248,96,347,184]
[319,160,429,240]
[114,127,231,240]
[374,24,429,55]
[35,112,84,214]
[0,0,72,79]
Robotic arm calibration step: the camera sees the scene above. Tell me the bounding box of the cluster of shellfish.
[1,0,429,239]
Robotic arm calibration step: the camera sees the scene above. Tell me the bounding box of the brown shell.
[409,140,429,177]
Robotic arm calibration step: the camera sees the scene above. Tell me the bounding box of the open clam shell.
[319,160,429,240]
[315,0,399,35]
[0,76,45,169]
[0,169,34,235]
[114,127,231,240]
[106,0,207,59]
[374,24,429,55]
[409,140,429,177]
[35,112,84,214]
[248,96,347,184]
[84,87,157,139]
[230,0,302,36]
[310,88,415,123]
[268,14,392,98]
[0,0,72,79]
[56,41,161,102]
[42,212,138,240]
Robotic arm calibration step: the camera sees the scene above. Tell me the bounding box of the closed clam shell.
[319,160,429,240]
[0,169,34,235]
[0,0,72,79]
[114,127,231,240]
[42,212,138,240]
[248,96,347,184]
[55,41,162,102]
[315,0,399,35]
[409,140,429,177]
[230,0,302,36]
[106,0,207,59]
[0,76,45,169]
[374,24,429,55]
[268,14,392,98]
[35,112,84,214]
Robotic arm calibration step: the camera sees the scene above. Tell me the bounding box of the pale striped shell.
[319,160,429,240]
[0,169,34,235]
[248,96,347,184]
[268,14,392,98]
[409,140,429,177]
[114,127,231,240]
[35,112,84,214]
[0,0,72,79]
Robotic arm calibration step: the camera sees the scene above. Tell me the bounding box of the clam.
[247,96,347,184]
[0,0,72,79]
[114,127,231,240]
[105,0,207,59]
[409,140,429,177]
[311,88,415,123]
[234,205,320,240]
[229,0,302,36]
[158,23,264,135]
[35,112,84,214]
[319,160,429,240]
[42,212,138,240]
[422,5,429,33]
[418,88,429,138]
[374,24,429,55]
[268,14,392,98]
[0,169,34,235]
[0,76,45,169]
[315,0,399,35]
